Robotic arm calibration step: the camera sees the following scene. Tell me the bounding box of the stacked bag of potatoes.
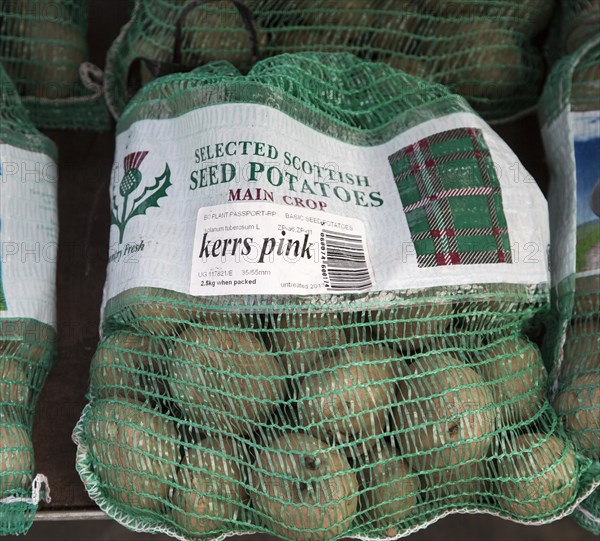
[0,64,57,534]
[545,0,600,63]
[0,0,109,130]
[104,0,554,123]
[540,1,600,534]
[74,51,597,540]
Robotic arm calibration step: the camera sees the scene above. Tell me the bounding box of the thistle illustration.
[111,151,171,243]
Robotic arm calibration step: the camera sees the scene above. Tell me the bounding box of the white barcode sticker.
[190,203,373,295]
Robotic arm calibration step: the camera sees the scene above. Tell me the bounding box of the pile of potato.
[108,0,553,120]
[553,278,600,461]
[0,321,53,502]
[81,285,582,540]
[0,0,88,100]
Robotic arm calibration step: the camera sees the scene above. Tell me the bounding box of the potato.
[422,0,553,35]
[0,347,31,406]
[0,320,51,363]
[182,3,268,69]
[170,437,248,536]
[249,432,358,541]
[496,433,578,518]
[367,1,422,55]
[385,55,430,79]
[358,441,419,536]
[268,312,347,375]
[419,21,524,98]
[90,330,167,399]
[418,0,492,16]
[394,353,496,472]
[128,287,202,336]
[0,423,33,497]
[370,294,453,351]
[475,336,547,425]
[87,398,179,514]
[452,284,530,333]
[127,290,254,336]
[560,318,599,383]
[3,15,85,99]
[269,28,354,55]
[574,275,600,316]
[566,1,600,54]
[296,0,377,29]
[420,459,489,507]
[554,373,600,459]
[296,344,397,459]
[168,325,285,435]
[518,0,556,36]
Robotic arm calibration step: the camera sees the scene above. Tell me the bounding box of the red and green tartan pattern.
[389,127,512,268]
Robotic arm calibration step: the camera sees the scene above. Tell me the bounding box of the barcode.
[321,229,372,292]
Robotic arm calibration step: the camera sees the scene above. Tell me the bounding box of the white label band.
[0,145,57,327]
[103,104,550,306]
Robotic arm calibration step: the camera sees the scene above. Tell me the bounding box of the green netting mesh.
[0,65,56,534]
[540,32,600,537]
[572,489,600,535]
[73,53,597,541]
[0,0,110,130]
[104,0,554,123]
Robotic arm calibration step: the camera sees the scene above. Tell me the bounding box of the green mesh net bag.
[74,53,597,541]
[0,64,56,533]
[0,0,110,130]
[539,33,600,536]
[104,0,554,124]
[573,490,600,535]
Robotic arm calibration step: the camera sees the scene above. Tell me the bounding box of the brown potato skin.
[370,300,453,351]
[87,398,179,514]
[496,433,578,519]
[0,423,33,497]
[181,2,268,68]
[554,373,600,459]
[420,459,489,507]
[268,312,346,375]
[420,21,524,98]
[170,437,248,536]
[566,3,600,53]
[128,288,200,336]
[0,355,30,406]
[3,14,85,99]
[358,441,419,535]
[250,432,358,541]
[572,63,600,112]
[295,0,377,29]
[573,275,600,317]
[90,331,165,399]
[476,337,547,425]
[168,325,285,435]
[297,344,397,459]
[394,353,496,472]
[419,0,551,29]
[559,318,599,384]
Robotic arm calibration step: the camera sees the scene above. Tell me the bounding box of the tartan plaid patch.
[389,127,512,268]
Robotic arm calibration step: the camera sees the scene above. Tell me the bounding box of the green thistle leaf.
[127,164,171,222]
